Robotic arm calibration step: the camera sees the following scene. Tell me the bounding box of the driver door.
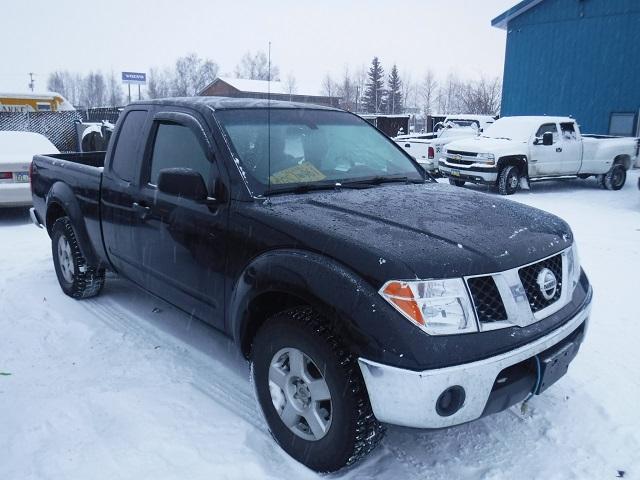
[530,123,561,176]
[132,109,228,328]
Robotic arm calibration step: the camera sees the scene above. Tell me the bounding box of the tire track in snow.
[81,296,268,434]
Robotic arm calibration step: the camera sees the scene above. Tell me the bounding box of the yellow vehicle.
[0,92,75,112]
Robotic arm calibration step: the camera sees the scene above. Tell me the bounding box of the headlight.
[379,279,478,335]
[476,153,496,164]
[567,243,581,291]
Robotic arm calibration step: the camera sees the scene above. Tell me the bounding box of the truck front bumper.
[439,160,498,185]
[358,290,591,429]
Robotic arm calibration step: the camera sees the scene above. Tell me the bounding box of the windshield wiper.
[265,182,340,195]
[341,175,425,186]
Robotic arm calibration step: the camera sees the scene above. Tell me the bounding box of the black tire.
[251,307,384,472]
[601,163,626,190]
[448,178,466,187]
[51,217,105,299]
[498,165,520,195]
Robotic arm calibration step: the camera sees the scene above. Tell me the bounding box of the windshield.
[482,117,534,141]
[447,119,480,129]
[216,108,423,195]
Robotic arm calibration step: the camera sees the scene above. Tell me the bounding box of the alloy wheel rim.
[57,235,75,283]
[268,347,332,441]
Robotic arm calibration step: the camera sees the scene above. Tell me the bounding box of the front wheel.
[497,165,520,195]
[448,178,466,187]
[601,163,626,190]
[51,217,105,299]
[251,307,384,472]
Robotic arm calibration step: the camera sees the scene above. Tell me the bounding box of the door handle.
[556,147,562,153]
[405,143,411,148]
[132,202,151,220]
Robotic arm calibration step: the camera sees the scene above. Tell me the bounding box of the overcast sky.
[1,0,515,95]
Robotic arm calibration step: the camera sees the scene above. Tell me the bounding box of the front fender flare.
[227,249,419,366]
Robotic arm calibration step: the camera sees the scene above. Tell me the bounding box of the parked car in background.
[439,116,640,194]
[395,114,495,173]
[30,98,592,472]
[0,131,58,207]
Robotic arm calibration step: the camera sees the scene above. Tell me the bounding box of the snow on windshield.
[483,118,535,141]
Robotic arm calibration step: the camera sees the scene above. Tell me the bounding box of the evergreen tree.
[387,64,403,114]
[362,57,385,113]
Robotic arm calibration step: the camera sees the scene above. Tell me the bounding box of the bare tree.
[173,53,219,96]
[337,67,356,111]
[80,71,107,108]
[234,50,280,81]
[320,73,337,98]
[47,71,66,97]
[420,70,438,115]
[436,73,464,114]
[459,76,502,115]
[283,72,297,99]
[106,71,124,106]
[147,67,173,99]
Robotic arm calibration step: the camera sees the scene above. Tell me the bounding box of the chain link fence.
[0,108,123,152]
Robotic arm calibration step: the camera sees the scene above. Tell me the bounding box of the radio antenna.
[266,41,272,202]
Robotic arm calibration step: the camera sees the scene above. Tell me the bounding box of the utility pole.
[28,73,35,92]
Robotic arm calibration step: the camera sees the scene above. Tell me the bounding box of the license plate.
[15,172,29,183]
[536,340,579,394]
[451,169,460,177]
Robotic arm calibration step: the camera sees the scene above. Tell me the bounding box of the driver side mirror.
[157,168,209,202]
[542,132,554,146]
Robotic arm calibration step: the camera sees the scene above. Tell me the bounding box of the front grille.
[467,276,508,322]
[518,254,563,312]
[447,150,478,157]
[446,157,475,166]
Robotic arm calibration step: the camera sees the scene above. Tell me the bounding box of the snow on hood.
[445,135,524,154]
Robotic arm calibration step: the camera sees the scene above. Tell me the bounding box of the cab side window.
[111,110,147,182]
[148,122,211,186]
[535,123,559,144]
[560,122,577,141]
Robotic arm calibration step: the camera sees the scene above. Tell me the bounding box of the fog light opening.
[436,385,466,417]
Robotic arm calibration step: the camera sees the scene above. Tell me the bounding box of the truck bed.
[31,150,107,265]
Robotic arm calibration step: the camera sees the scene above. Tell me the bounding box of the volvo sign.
[121,72,147,85]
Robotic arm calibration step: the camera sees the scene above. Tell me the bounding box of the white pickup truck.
[395,115,496,173]
[439,116,640,195]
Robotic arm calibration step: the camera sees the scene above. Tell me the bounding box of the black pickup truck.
[30,98,593,472]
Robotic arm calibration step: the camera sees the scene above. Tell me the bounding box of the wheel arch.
[45,181,99,266]
[613,154,631,170]
[228,249,402,362]
[497,155,528,177]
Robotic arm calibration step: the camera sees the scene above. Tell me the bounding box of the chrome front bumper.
[439,159,498,183]
[358,294,591,429]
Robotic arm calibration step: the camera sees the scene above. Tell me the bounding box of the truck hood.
[445,136,526,156]
[260,182,572,286]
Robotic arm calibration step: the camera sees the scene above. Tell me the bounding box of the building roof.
[199,76,328,98]
[491,0,544,29]
[215,76,287,95]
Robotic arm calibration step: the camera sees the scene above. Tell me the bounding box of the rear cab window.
[560,122,578,141]
[110,110,148,182]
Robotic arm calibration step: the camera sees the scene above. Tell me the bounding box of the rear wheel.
[251,307,384,472]
[498,165,520,195]
[448,178,466,187]
[51,217,105,299]
[601,163,626,190]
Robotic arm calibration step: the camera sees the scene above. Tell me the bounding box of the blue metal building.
[492,0,640,136]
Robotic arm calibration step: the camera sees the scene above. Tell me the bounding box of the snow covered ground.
[1,172,639,480]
